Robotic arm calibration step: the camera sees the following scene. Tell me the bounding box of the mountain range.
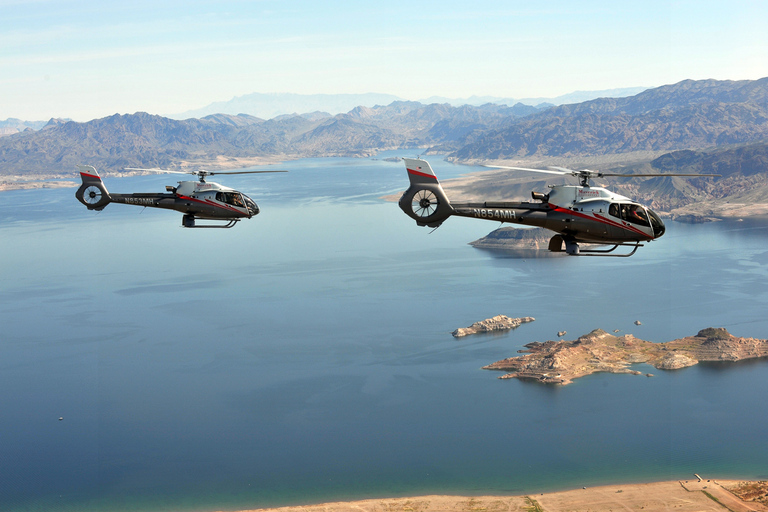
[0,101,539,173]
[454,78,768,160]
[172,87,647,120]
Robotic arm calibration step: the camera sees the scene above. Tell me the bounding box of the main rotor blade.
[548,166,581,173]
[482,164,719,179]
[482,164,568,175]
[124,167,288,176]
[124,167,190,175]
[598,172,722,178]
[207,170,288,175]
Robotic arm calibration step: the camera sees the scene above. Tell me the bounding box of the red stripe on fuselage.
[550,205,653,240]
[407,168,437,180]
[80,172,101,180]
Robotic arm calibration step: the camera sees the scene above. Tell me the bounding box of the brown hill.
[0,102,528,175]
[453,78,768,159]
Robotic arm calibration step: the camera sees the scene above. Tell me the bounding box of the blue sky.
[2,0,767,121]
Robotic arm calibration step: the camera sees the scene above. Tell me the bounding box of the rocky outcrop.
[452,315,535,337]
[484,327,768,385]
[655,352,698,370]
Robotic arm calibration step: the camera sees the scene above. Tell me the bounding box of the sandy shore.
[227,479,768,512]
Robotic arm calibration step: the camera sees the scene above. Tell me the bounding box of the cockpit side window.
[216,192,245,207]
[609,203,651,227]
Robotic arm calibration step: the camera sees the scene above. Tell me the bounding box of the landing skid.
[549,235,643,257]
[182,215,240,228]
[573,243,643,257]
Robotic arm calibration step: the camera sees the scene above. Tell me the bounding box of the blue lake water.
[1,152,768,511]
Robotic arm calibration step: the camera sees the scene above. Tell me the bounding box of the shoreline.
[227,479,768,512]
[0,155,291,192]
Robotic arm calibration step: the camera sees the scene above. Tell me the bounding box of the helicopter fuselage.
[76,167,259,228]
[398,157,667,256]
[450,184,665,244]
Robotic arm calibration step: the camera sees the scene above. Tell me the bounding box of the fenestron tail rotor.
[82,185,103,205]
[412,189,439,218]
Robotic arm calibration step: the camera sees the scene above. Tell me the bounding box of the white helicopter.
[76,165,286,228]
[399,158,719,256]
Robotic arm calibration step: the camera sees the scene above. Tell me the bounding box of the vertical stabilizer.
[399,158,453,227]
[75,165,111,210]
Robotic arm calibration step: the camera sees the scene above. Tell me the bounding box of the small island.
[483,327,768,385]
[453,315,535,337]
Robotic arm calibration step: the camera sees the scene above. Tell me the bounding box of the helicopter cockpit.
[609,203,665,238]
[215,191,259,216]
[216,191,244,207]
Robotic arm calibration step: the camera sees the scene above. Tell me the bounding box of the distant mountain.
[0,102,533,174]
[200,113,265,127]
[0,118,52,137]
[0,113,255,173]
[174,88,648,120]
[419,87,649,108]
[174,93,403,120]
[453,78,768,160]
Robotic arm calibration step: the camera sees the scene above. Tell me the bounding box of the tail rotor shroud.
[82,185,103,205]
[412,189,439,218]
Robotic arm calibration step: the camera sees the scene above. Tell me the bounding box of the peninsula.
[483,327,768,385]
[452,315,535,337]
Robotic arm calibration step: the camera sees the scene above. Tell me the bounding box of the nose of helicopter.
[243,195,259,216]
[648,209,665,238]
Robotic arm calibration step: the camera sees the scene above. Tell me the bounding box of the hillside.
[453,78,768,159]
[0,102,532,175]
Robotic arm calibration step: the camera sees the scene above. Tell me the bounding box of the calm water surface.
[1,152,767,511]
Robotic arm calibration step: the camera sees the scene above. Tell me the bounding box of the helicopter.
[399,158,719,257]
[75,165,286,228]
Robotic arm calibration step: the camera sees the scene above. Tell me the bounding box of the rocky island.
[452,315,535,337]
[483,327,768,385]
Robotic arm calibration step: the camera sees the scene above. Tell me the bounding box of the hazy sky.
[2,0,767,121]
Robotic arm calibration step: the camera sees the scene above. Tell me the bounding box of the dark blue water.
[1,152,767,511]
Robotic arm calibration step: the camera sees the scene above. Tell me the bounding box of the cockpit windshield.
[609,203,650,227]
[647,209,665,238]
[242,194,259,216]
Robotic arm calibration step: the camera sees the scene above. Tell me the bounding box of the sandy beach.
[229,480,768,512]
